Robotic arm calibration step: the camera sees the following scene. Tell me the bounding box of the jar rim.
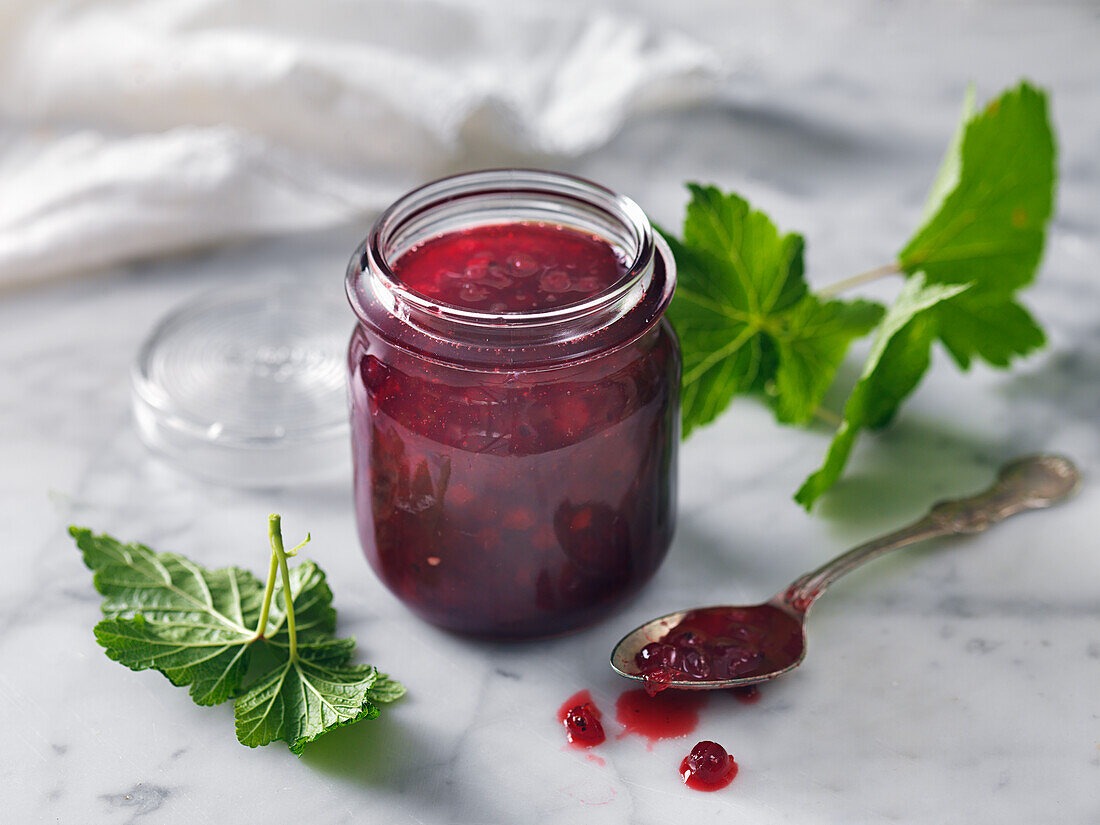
[360,168,651,330]
[346,169,675,369]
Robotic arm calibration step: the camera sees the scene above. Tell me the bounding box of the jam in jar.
[346,170,679,638]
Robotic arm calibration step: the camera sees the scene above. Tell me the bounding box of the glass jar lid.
[131,281,351,486]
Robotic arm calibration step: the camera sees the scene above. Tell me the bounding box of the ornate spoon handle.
[782,455,1080,613]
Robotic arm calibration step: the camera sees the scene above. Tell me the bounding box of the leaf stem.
[268,515,299,663]
[813,406,844,428]
[253,545,279,640]
[817,262,903,298]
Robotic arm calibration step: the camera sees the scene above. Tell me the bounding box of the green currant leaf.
[72,527,263,705]
[72,522,404,750]
[933,295,1045,369]
[796,82,1054,507]
[795,276,970,509]
[71,527,265,626]
[364,672,410,704]
[681,183,808,314]
[664,185,882,436]
[771,297,885,424]
[92,613,255,707]
[234,655,400,755]
[900,81,1055,364]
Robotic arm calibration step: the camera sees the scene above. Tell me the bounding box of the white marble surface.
[4,1,1099,822]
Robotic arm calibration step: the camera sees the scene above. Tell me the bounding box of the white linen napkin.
[0,0,721,287]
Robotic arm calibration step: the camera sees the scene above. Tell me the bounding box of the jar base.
[396,586,651,641]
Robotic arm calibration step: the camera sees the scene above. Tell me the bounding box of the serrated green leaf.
[93,614,254,706]
[795,82,1054,507]
[900,81,1055,366]
[902,81,1054,293]
[795,276,969,509]
[71,527,266,627]
[934,295,1045,369]
[681,183,807,314]
[665,186,882,435]
[72,524,404,751]
[365,672,408,704]
[233,653,391,755]
[73,527,263,704]
[772,298,884,424]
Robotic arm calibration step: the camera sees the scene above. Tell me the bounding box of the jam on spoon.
[633,605,802,692]
[612,455,1080,691]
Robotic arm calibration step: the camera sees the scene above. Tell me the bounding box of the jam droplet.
[557,690,606,748]
[730,684,761,704]
[640,665,678,696]
[680,740,738,791]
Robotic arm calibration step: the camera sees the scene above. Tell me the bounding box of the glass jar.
[345,170,679,638]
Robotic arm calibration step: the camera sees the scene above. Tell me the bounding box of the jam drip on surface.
[680,741,738,791]
[558,690,606,748]
[730,685,760,704]
[614,688,706,747]
[635,605,803,688]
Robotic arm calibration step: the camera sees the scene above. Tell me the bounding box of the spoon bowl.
[611,454,1080,691]
[611,598,807,690]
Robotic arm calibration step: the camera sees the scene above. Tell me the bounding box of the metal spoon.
[611,454,1081,690]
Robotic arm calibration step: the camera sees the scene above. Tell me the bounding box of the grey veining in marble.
[3,1,1099,823]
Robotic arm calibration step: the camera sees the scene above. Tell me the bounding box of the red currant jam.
[558,690,606,748]
[346,171,679,638]
[634,605,803,684]
[390,223,626,312]
[680,741,738,791]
